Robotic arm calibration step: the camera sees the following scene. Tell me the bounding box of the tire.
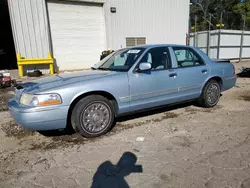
[71,95,115,138]
[197,79,221,108]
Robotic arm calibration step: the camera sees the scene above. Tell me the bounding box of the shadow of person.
[91,152,143,188]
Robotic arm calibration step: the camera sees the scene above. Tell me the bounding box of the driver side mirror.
[138,62,151,72]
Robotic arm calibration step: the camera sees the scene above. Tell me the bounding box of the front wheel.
[197,80,221,108]
[71,95,115,138]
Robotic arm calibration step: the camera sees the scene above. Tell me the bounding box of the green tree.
[233,0,250,29]
[190,0,242,31]
[190,0,216,31]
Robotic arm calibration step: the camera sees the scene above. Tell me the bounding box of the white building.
[7,0,190,73]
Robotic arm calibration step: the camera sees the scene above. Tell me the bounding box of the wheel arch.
[67,91,119,128]
[204,76,223,89]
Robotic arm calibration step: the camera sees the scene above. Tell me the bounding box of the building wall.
[104,0,190,50]
[8,0,190,72]
[7,0,105,60]
[8,0,50,59]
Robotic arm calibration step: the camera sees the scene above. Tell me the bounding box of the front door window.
[139,47,172,71]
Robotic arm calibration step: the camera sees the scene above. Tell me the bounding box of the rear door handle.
[201,69,207,73]
[169,73,177,78]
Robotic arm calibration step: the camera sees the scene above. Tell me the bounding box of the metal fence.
[189,29,250,61]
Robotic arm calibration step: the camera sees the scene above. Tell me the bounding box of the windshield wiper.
[91,67,97,70]
[96,67,110,71]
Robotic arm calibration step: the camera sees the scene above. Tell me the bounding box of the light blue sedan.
[8,44,237,137]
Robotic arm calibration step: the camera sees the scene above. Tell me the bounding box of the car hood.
[21,70,117,93]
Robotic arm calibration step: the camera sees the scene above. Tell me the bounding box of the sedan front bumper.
[8,99,69,131]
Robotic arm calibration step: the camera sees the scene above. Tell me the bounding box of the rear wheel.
[71,95,115,138]
[197,80,221,108]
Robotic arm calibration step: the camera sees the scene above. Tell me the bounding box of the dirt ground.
[0,62,250,188]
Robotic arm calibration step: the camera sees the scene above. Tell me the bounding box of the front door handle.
[201,69,208,73]
[169,73,177,78]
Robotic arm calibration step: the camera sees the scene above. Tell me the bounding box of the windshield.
[92,48,145,72]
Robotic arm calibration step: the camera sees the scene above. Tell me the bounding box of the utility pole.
[217,11,223,59]
[239,1,247,62]
[187,2,192,46]
[240,15,246,62]
[194,15,197,47]
[217,0,224,59]
[187,17,191,46]
[207,13,211,56]
[220,11,223,30]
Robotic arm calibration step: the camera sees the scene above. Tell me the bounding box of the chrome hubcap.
[207,84,220,105]
[81,102,110,133]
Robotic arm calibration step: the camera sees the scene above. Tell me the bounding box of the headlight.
[20,93,62,107]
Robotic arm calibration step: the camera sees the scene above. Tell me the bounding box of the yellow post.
[17,53,21,60]
[17,54,24,77]
[49,63,54,75]
[18,65,24,77]
[48,52,54,75]
[16,52,54,77]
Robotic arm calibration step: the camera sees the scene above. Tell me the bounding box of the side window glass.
[146,53,152,64]
[173,47,204,68]
[140,47,171,70]
[174,50,186,61]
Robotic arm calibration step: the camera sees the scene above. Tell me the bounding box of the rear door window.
[172,47,205,68]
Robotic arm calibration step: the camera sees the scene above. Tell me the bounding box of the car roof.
[129,44,189,49]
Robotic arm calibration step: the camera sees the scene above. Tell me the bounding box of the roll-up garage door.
[47,1,106,70]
